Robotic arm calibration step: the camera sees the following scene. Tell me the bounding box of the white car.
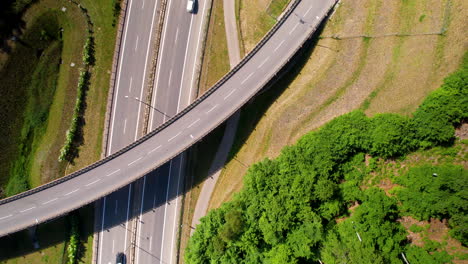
[187,0,195,13]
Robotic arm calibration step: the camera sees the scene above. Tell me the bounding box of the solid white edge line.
[135,176,147,264]
[42,198,58,205]
[241,72,254,84]
[169,154,184,264]
[123,185,132,253]
[187,0,209,105]
[106,169,121,177]
[107,0,135,156]
[128,157,142,166]
[134,0,160,140]
[160,160,173,264]
[0,214,12,221]
[64,189,79,196]
[168,132,182,142]
[148,145,162,154]
[187,118,200,128]
[86,178,101,187]
[176,14,195,112]
[149,0,174,131]
[98,196,106,264]
[20,207,36,213]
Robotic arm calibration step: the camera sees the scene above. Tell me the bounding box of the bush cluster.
[58,70,89,162]
[67,215,80,264]
[185,54,467,263]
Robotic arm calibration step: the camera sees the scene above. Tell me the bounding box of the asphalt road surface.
[0,0,338,241]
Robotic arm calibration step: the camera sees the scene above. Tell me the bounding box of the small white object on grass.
[70,62,75,67]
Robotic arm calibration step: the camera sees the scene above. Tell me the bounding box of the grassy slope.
[0,0,116,263]
[208,0,467,210]
[198,0,230,95]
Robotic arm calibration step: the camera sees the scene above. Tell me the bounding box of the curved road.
[0,0,337,237]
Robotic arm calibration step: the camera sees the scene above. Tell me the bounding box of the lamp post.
[124,96,172,119]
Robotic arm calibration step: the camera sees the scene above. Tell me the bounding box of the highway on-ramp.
[0,0,337,240]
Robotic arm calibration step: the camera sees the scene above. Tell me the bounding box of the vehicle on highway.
[116,252,126,264]
[187,0,195,13]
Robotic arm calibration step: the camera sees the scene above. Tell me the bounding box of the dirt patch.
[399,216,468,263]
[455,123,468,140]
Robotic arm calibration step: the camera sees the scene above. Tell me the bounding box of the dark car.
[116,252,126,264]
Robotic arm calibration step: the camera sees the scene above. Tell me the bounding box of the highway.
[0,0,338,239]
[97,0,209,263]
[95,0,160,262]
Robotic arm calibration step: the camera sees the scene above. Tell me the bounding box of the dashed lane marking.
[86,178,102,187]
[42,198,58,205]
[0,214,12,221]
[168,132,182,142]
[65,189,79,196]
[206,105,218,114]
[148,145,162,154]
[128,157,142,166]
[274,40,285,52]
[224,89,236,100]
[106,169,120,177]
[187,118,200,128]
[20,207,36,213]
[241,72,254,84]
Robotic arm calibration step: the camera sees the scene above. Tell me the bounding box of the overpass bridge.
[0,0,337,237]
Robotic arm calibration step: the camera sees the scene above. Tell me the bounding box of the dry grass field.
[209,0,467,211]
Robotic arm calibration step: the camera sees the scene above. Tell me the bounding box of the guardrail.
[0,0,333,209]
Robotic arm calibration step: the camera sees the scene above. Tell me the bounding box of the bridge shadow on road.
[0,18,330,262]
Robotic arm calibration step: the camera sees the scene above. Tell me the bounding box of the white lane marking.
[258,57,270,69]
[187,0,208,105]
[149,236,153,251]
[129,77,133,92]
[190,134,194,139]
[65,189,79,196]
[168,70,173,87]
[123,119,127,134]
[135,176,146,264]
[241,72,254,84]
[98,196,106,264]
[42,198,58,205]
[148,145,162,154]
[0,214,12,221]
[169,155,184,264]
[168,132,181,142]
[123,186,132,253]
[305,5,313,16]
[274,39,285,52]
[176,13,194,112]
[112,239,115,253]
[149,0,174,131]
[107,0,135,156]
[134,0,159,141]
[128,157,142,166]
[20,207,36,213]
[106,169,120,177]
[160,161,174,264]
[115,200,118,215]
[187,118,200,128]
[135,35,139,51]
[175,27,179,44]
[224,89,236,100]
[206,104,218,114]
[86,178,101,187]
[290,22,300,35]
[141,0,145,9]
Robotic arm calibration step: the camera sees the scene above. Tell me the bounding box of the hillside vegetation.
[186,54,467,263]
